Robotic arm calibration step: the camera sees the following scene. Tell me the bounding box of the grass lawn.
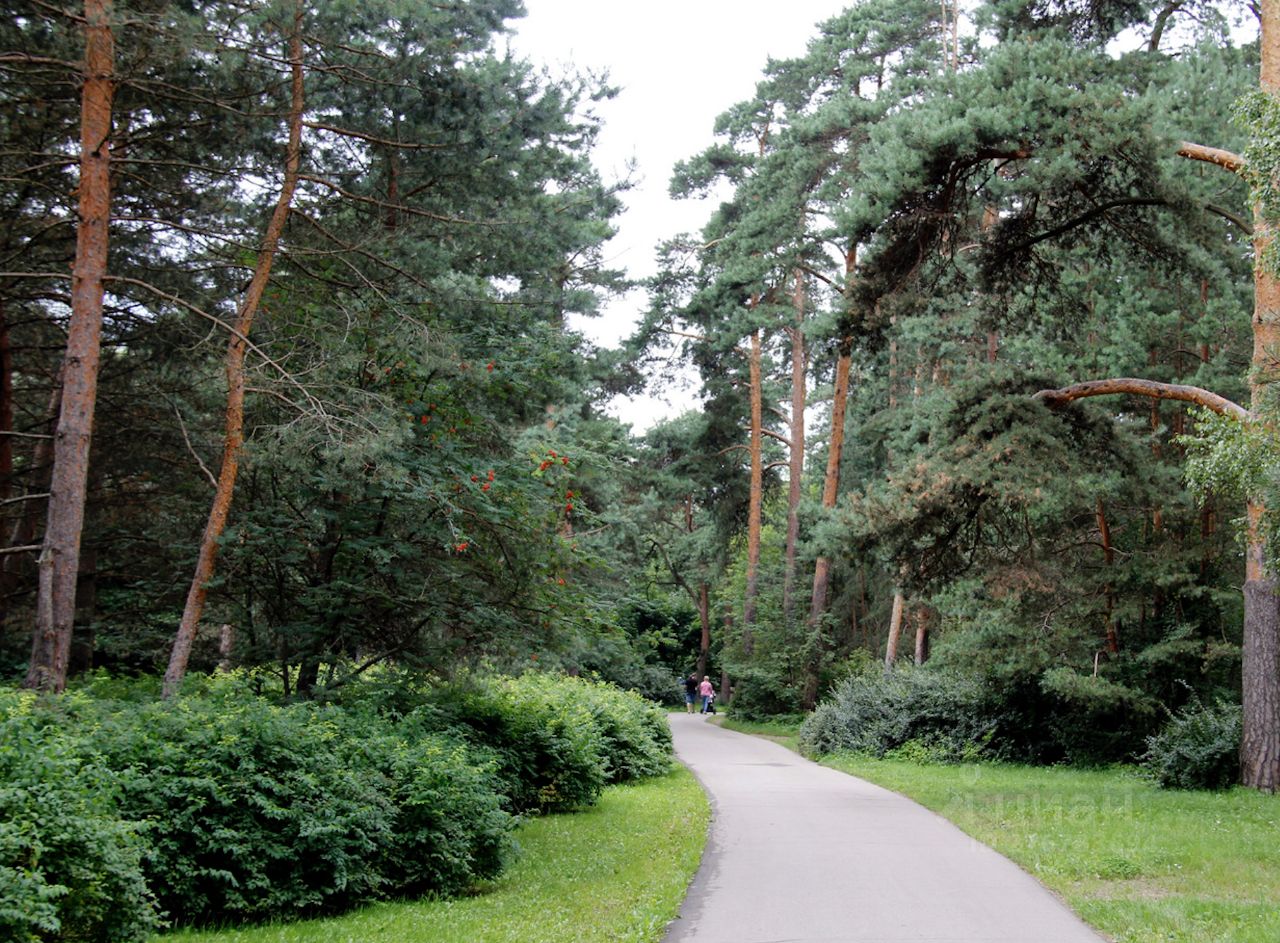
[162,767,708,943]
[713,713,803,752]
[822,755,1280,943]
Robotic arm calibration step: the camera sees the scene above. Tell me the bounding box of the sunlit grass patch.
[822,755,1280,943]
[162,767,708,943]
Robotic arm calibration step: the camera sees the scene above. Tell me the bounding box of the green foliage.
[1,672,672,931]
[86,690,483,923]
[1180,408,1273,504]
[0,691,157,943]
[799,666,997,759]
[571,677,673,782]
[1142,695,1243,790]
[163,768,709,943]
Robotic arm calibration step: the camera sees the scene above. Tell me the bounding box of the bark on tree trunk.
[1243,503,1280,790]
[807,346,851,623]
[742,328,762,653]
[801,340,853,709]
[783,271,806,622]
[164,7,305,697]
[1096,497,1119,654]
[913,605,930,665]
[697,582,711,679]
[1240,2,1280,790]
[884,589,905,672]
[25,0,114,693]
[0,299,12,508]
[218,623,235,672]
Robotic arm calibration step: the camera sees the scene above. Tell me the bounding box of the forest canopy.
[3,0,1280,791]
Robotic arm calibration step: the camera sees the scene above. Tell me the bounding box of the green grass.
[713,714,803,752]
[822,755,1280,943]
[161,767,708,943]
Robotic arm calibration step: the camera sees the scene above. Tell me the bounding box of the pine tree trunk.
[742,328,763,652]
[801,341,852,709]
[696,581,711,679]
[913,605,930,665]
[1096,497,1119,654]
[807,345,852,623]
[884,589,905,673]
[783,272,806,622]
[0,299,12,508]
[1241,0,1280,791]
[24,0,113,692]
[164,7,305,697]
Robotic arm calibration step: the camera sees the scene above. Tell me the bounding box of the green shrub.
[0,691,157,943]
[1141,696,1242,790]
[799,666,997,759]
[346,721,513,897]
[567,677,672,783]
[85,684,514,925]
[92,695,394,924]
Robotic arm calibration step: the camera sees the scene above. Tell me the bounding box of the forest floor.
[716,715,1280,943]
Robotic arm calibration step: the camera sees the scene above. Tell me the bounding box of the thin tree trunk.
[884,589,905,672]
[0,299,12,508]
[25,0,114,692]
[808,344,852,623]
[801,340,852,709]
[1096,497,1119,654]
[742,328,762,652]
[696,582,711,679]
[913,605,930,665]
[164,7,305,697]
[783,271,806,622]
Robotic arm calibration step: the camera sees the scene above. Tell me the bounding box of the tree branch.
[1034,377,1247,420]
[1178,141,1245,174]
[302,120,449,150]
[760,428,794,449]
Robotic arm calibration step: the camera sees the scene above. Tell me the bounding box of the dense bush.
[2,670,671,935]
[573,677,672,782]
[799,666,997,759]
[91,695,399,923]
[369,672,673,812]
[0,691,157,943]
[1141,697,1242,790]
[410,674,606,813]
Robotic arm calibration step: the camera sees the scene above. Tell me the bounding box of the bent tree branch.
[1033,377,1248,421]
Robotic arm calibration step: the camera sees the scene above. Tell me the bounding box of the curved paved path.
[664,714,1104,943]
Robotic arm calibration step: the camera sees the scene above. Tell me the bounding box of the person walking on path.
[683,672,699,713]
[662,713,1104,943]
[698,675,715,714]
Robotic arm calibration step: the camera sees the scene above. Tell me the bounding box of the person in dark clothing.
[684,672,699,713]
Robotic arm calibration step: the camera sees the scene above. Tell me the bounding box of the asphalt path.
[663,713,1104,943]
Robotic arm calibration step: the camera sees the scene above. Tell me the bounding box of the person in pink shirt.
[698,676,715,714]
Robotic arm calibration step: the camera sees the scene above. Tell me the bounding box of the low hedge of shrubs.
[1,671,671,942]
[799,666,997,760]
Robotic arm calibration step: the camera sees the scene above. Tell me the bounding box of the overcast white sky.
[508,1,854,429]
